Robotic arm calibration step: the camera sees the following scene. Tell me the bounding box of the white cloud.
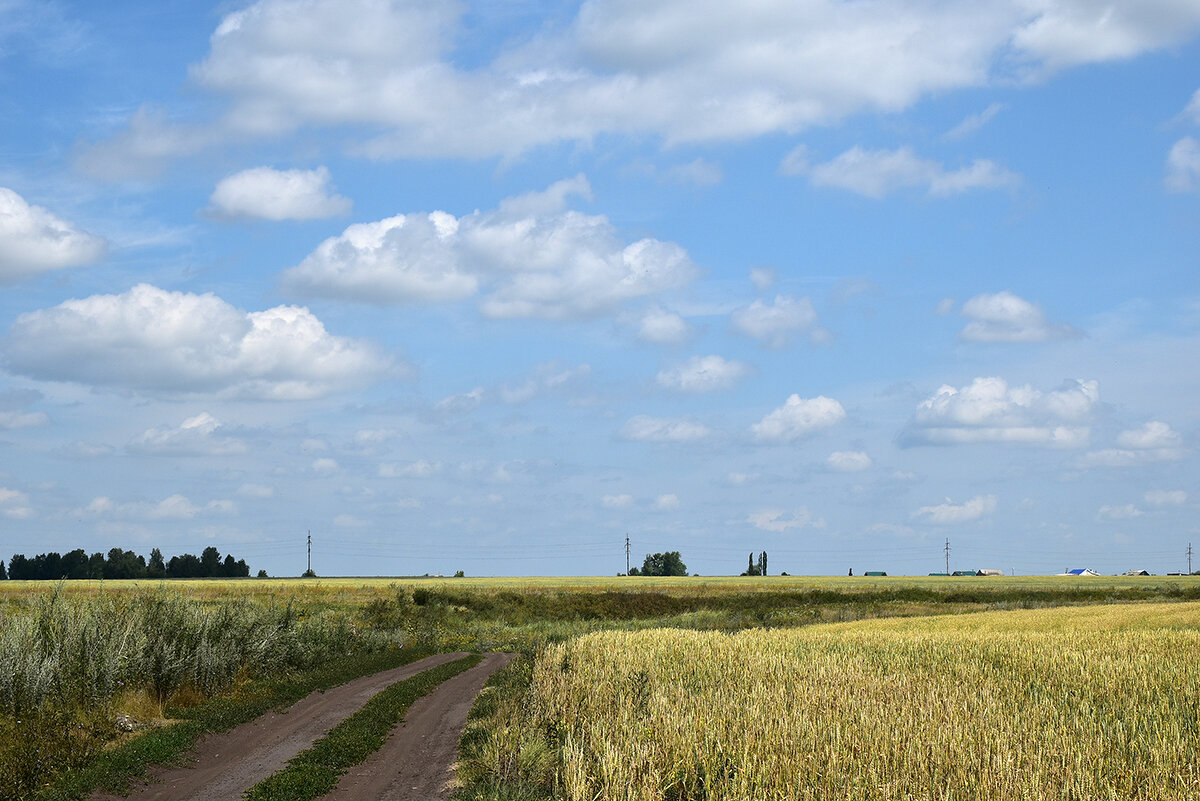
[1185,89,1200,125]
[4,284,395,399]
[237,483,275,498]
[86,0,1200,165]
[656,355,751,393]
[944,102,1007,140]
[602,493,634,508]
[662,159,723,187]
[282,176,696,319]
[0,487,33,520]
[960,291,1078,343]
[333,514,369,528]
[827,450,872,472]
[913,494,997,524]
[311,457,339,474]
[500,363,590,404]
[208,166,352,220]
[936,298,956,315]
[80,493,235,520]
[434,387,486,415]
[783,146,1019,198]
[1166,137,1200,193]
[635,306,692,345]
[619,415,712,443]
[731,295,822,348]
[906,377,1098,447]
[0,410,48,430]
[654,493,680,511]
[128,412,247,456]
[749,507,824,532]
[379,459,441,479]
[1080,422,1188,467]
[1097,504,1143,521]
[749,267,776,291]
[752,395,845,443]
[1117,421,1182,450]
[0,187,106,284]
[1145,490,1187,507]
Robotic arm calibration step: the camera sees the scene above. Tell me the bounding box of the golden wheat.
[527,602,1200,800]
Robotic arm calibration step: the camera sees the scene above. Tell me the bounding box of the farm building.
[977,569,1004,577]
[1124,569,1151,576]
[951,570,977,577]
[863,571,887,577]
[1059,568,1102,577]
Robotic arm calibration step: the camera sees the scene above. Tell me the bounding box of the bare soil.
[88,652,470,801]
[316,652,516,801]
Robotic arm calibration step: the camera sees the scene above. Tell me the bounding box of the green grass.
[244,654,483,801]
[28,646,432,801]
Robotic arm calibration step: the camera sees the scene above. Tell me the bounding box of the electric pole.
[307,531,312,575]
[1188,542,1193,575]
[625,535,630,575]
[944,538,951,575]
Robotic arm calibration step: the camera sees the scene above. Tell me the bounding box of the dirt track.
[88,651,498,801]
[316,652,515,800]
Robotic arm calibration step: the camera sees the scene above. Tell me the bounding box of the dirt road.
[316,652,515,801]
[89,651,479,801]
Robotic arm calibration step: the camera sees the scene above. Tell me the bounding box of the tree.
[742,551,761,576]
[8,554,30,580]
[759,551,768,576]
[627,566,640,576]
[257,569,268,578]
[62,549,90,579]
[640,551,688,577]
[201,546,222,577]
[0,559,6,580]
[148,548,167,578]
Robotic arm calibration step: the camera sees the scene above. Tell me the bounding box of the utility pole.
[1188,542,1193,575]
[307,531,312,575]
[944,538,951,575]
[625,535,630,576]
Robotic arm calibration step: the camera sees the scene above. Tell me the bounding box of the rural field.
[1,575,1198,800]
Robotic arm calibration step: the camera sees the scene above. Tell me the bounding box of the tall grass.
[0,585,389,799]
[478,602,1200,800]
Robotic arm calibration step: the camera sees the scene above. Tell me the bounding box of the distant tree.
[168,553,202,578]
[757,551,768,576]
[88,552,106,579]
[222,554,238,577]
[453,570,465,577]
[41,552,63,580]
[8,554,29,580]
[742,551,761,576]
[301,568,317,578]
[62,549,90,579]
[627,566,640,576]
[201,546,222,577]
[640,551,687,577]
[0,559,6,580]
[257,569,268,578]
[148,548,167,578]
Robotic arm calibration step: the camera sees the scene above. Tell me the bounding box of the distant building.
[864,571,887,577]
[976,569,1004,577]
[1124,569,1151,576]
[928,572,950,576]
[1060,568,1102,577]
[951,570,977,577]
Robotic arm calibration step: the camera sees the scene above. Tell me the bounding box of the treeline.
[2,546,252,581]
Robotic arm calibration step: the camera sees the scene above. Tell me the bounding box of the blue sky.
[1,0,1198,577]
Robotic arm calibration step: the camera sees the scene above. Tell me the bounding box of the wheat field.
[525,602,1200,800]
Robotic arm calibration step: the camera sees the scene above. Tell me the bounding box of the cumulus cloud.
[208,166,352,220]
[959,291,1078,343]
[654,493,680,511]
[635,306,692,345]
[83,0,1200,165]
[749,507,825,532]
[1079,422,1187,467]
[1145,490,1187,507]
[379,459,441,478]
[311,457,339,474]
[282,176,695,319]
[904,377,1098,447]
[1166,137,1200,193]
[656,355,751,393]
[0,487,34,520]
[1097,504,1143,521]
[827,450,872,472]
[782,146,1019,198]
[3,284,394,399]
[752,395,845,443]
[0,187,106,284]
[913,494,997,524]
[128,412,247,456]
[619,415,711,443]
[80,493,235,520]
[602,493,634,508]
[731,295,824,348]
[749,267,776,291]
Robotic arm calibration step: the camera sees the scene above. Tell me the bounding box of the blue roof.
[1067,568,1089,575]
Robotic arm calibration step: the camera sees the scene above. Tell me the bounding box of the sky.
[0,0,1198,578]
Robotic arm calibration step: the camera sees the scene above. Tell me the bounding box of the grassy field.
[461,602,1200,800]
[2,575,1198,799]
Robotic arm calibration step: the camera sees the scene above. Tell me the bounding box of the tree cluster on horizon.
[4,546,251,580]
[628,551,688,577]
